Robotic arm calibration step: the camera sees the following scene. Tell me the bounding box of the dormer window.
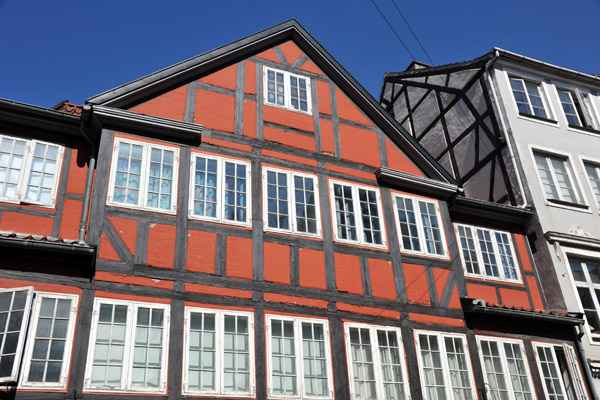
[263,67,311,114]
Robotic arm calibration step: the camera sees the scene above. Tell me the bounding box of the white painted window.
[533,342,588,400]
[392,193,448,258]
[182,307,255,397]
[0,134,64,207]
[583,161,600,207]
[266,315,333,399]
[344,323,409,400]
[0,287,78,389]
[263,167,321,237]
[107,138,179,213]
[509,77,549,119]
[263,67,312,114]
[558,89,600,130]
[455,224,520,282]
[329,180,386,248]
[415,330,476,400]
[84,299,170,393]
[189,153,251,226]
[533,152,581,204]
[567,256,600,340]
[476,337,535,400]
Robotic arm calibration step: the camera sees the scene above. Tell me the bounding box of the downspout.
[485,51,528,207]
[573,324,600,400]
[78,105,97,245]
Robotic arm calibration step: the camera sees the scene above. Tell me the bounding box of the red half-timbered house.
[0,20,593,400]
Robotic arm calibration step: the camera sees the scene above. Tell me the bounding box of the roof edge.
[0,98,81,135]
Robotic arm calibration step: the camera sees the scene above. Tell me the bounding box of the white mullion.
[352,186,365,246]
[15,141,33,203]
[414,199,427,255]
[437,333,455,400]
[489,231,506,280]
[371,328,385,400]
[218,158,226,222]
[49,145,64,206]
[125,303,136,391]
[473,228,489,278]
[497,341,515,400]
[288,171,298,234]
[284,73,291,110]
[295,319,304,399]
[216,312,223,395]
[546,156,565,202]
[138,143,150,210]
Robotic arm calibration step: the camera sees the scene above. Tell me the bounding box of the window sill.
[264,101,312,116]
[568,124,600,135]
[518,112,558,124]
[464,273,523,285]
[547,198,589,210]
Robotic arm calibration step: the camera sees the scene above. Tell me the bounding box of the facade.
[0,21,594,399]
[381,47,600,395]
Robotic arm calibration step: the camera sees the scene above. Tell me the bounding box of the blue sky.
[1,0,599,108]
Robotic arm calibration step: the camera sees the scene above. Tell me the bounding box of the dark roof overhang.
[450,196,533,225]
[376,167,459,200]
[0,98,81,136]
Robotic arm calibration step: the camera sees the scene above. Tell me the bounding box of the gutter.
[573,324,600,400]
[78,105,97,245]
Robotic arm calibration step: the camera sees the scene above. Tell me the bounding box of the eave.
[0,98,81,136]
[450,197,533,225]
[376,167,459,200]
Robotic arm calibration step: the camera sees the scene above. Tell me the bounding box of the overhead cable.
[390,0,435,65]
[369,0,417,60]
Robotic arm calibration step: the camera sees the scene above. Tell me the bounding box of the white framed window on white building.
[415,330,476,400]
[182,307,255,397]
[0,287,78,389]
[84,299,170,394]
[343,323,409,400]
[533,342,589,400]
[107,138,179,214]
[263,167,321,237]
[392,193,448,259]
[189,152,251,226]
[476,336,536,400]
[557,88,600,131]
[455,224,521,282]
[263,67,311,114]
[566,255,600,341]
[532,150,584,206]
[582,160,600,208]
[0,134,64,207]
[329,180,386,248]
[509,77,550,119]
[265,314,333,399]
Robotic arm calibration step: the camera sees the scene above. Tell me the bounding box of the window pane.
[146,148,174,210]
[419,201,444,255]
[534,154,559,200]
[477,229,499,277]
[495,232,517,280]
[358,189,382,245]
[90,303,128,387]
[396,197,421,252]
[266,171,289,230]
[0,289,30,380]
[113,142,143,206]
[302,322,329,396]
[26,143,60,204]
[0,136,27,201]
[458,226,480,275]
[333,184,357,241]
[584,163,600,206]
[271,319,297,396]
[224,161,247,222]
[294,175,318,234]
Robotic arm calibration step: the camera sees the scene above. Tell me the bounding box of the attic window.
[263,66,311,114]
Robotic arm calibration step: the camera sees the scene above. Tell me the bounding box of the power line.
[560,0,600,17]
[390,0,435,65]
[369,0,417,60]
[518,0,600,31]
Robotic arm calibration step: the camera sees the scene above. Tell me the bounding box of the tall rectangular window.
[534,152,581,204]
[476,337,535,400]
[266,315,333,399]
[509,77,549,119]
[415,330,476,400]
[455,224,520,282]
[558,89,600,130]
[84,299,169,393]
[189,153,251,226]
[393,194,447,258]
[263,167,321,237]
[107,138,179,213]
[583,161,600,207]
[264,67,311,113]
[344,323,409,400]
[183,307,255,396]
[330,180,386,248]
[567,256,600,340]
[533,343,588,400]
[0,134,63,207]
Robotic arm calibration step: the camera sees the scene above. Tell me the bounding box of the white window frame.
[392,193,448,259]
[265,314,334,399]
[182,306,255,397]
[263,66,312,114]
[414,329,477,400]
[508,76,551,120]
[343,322,410,400]
[188,152,252,227]
[83,298,170,394]
[262,166,322,238]
[107,137,179,214]
[556,87,600,131]
[0,134,64,207]
[580,156,600,210]
[0,287,34,384]
[328,179,387,249]
[454,223,522,283]
[19,292,79,389]
[532,342,589,400]
[475,336,536,400]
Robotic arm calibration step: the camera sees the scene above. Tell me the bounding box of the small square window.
[0,134,64,207]
[107,138,179,214]
[264,67,312,114]
[509,77,549,119]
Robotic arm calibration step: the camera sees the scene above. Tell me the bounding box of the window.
[84,299,169,393]
[392,194,447,258]
[476,337,535,400]
[107,138,179,213]
[183,307,255,397]
[266,315,333,399]
[567,256,600,340]
[415,330,476,400]
[455,224,520,282]
[0,134,64,207]
[344,323,409,400]
[263,167,321,237]
[533,342,588,400]
[583,161,600,207]
[0,287,78,389]
[533,152,581,204]
[329,180,386,248]
[264,67,311,113]
[558,89,600,130]
[509,77,549,119]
